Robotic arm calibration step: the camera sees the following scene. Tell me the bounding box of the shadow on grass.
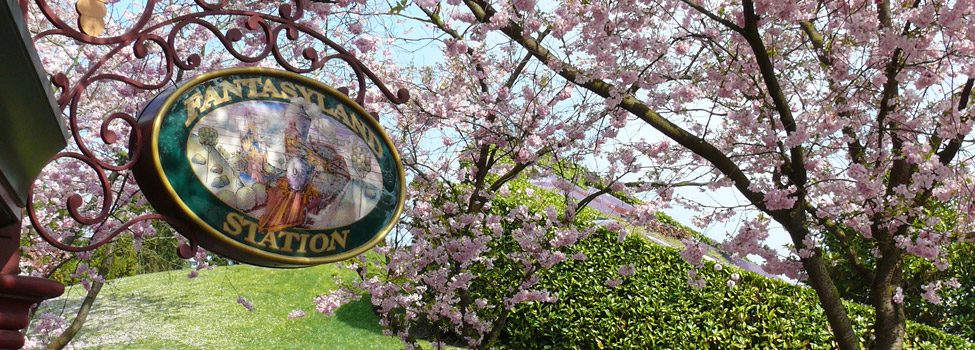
[334,297,385,336]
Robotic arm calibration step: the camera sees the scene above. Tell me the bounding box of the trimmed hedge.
[499,228,974,349]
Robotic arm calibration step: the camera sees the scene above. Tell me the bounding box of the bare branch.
[680,0,744,33]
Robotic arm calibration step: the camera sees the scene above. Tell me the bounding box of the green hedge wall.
[499,228,974,349]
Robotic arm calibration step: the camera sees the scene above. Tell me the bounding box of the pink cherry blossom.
[237,297,254,312]
[921,283,942,305]
[618,264,635,277]
[314,288,360,316]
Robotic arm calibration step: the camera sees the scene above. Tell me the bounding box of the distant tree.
[199,127,218,148]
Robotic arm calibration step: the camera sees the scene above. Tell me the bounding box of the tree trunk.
[778,213,862,350]
[480,308,509,349]
[871,246,905,349]
[44,243,115,350]
[801,249,863,350]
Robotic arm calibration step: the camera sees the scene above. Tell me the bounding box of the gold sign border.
[150,67,406,265]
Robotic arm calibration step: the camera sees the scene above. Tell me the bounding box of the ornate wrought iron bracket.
[23,0,409,259]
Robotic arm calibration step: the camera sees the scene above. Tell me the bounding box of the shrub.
[499,228,974,349]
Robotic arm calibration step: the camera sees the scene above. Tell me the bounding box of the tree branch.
[808,210,875,282]
[935,78,974,165]
[44,243,115,350]
[798,21,868,167]
[740,0,808,190]
[679,0,743,33]
[462,0,769,212]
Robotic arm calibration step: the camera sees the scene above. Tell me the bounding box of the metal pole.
[0,217,64,350]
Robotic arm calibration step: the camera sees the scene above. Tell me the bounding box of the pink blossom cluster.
[618,263,636,277]
[921,278,963,305]
[726,273,740,288]
[23,312,68,348]
[626,202,659,227]
[506,289,557,308]
[314,288,361,316]
[70,263,106,291]
[288,310,307,319]
[605,221,629,243]
[678,238,709,268]
[763,188,797,211]
[921,282,943,305]
[686,269,706,290]
[892,287,904,304]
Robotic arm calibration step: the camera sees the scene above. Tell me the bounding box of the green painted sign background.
[154,73,401,260]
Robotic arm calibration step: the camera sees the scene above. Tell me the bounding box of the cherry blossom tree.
[376,0,975,349]
[321,22,660,347]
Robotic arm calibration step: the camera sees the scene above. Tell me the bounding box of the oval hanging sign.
[133,68,405,267]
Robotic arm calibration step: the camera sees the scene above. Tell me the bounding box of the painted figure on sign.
[237,121,267,184]
[258,99,351,231]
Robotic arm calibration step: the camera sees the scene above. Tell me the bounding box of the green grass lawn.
[36,264,412,349]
